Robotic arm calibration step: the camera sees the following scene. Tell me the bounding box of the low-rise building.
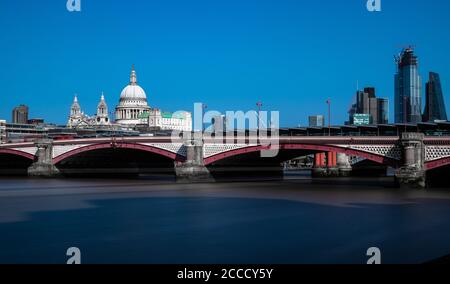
[309,115,325,127]
[353,114,371,126]
[0,120,6,144]
[147,109,192,132]
[12,105,29,124]
[4,123,49,143]
[28,118,45,125]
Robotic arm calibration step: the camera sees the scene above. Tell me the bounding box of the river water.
[0,172,450,264]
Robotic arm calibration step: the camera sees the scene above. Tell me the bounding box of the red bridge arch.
[204,144,400,167]
[0,149,35,161]
[53,142,186,164]
[425,157,450,171]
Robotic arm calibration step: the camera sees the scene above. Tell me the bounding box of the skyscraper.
[395,47,422,123]
[356,90,370,115]
[377,98,389,125]
[12,105,29,124]
[350,87,389,125]
[423,72,448,122]
[364,87,376,98]
[369,97,379,124]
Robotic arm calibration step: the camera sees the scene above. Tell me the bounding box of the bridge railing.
[4,122,450,146]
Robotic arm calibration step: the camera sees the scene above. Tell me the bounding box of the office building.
[377,98,389,125]
[3,123,48,143]
[147,109,192,132]
[350,87,389,125]
[423,72,448,122]
[309,115,325,127]
[12,105,29,124]
[395,47,422,123]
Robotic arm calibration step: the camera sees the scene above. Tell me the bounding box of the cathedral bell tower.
[96,93,110,125]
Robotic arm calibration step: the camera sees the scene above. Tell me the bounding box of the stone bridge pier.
[337,153,352,177]
[395,133,426,188]
[312,152,352,177]
[28,139,60,177]
[174,134,213,182]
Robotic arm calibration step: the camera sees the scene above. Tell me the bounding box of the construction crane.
[395,44,417,65]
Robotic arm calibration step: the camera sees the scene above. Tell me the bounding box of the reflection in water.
[0,174,450,264]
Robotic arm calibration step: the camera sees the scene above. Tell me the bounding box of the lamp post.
[326,98,331,136]
[202,103,208,133]
[256,101,263,131]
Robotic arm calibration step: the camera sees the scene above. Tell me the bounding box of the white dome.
[120,84,147,100]
[115,66,151,125]
[117,66,150,108]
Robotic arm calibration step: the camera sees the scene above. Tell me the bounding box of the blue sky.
[1,0,449,126]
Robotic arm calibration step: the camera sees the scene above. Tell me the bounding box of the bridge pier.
[312,152,350,177]
[175,135,213,183]
[395,133,426,189]
[337,153,352,177]
[312,153,327,177]
[327,152,339,177]
[28,139,60,177]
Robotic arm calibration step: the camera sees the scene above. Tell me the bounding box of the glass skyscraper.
[395,48,422,124]
[423,72,448,122]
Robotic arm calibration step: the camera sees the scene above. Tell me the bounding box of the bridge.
[1,132,450,187]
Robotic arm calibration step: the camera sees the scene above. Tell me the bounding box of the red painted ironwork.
[0,149,35,160]
[426,158,450,171]
[53,143,185,164]
[204,144,399,168]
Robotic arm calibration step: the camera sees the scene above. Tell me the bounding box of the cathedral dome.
[118,66,149,107]
[120,67,146,99]
[115,66,151,125]
[120,85,147,100]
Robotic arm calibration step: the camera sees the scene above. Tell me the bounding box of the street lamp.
[326,98,331,136]
[202,103,208,133]
[256,101,263,131]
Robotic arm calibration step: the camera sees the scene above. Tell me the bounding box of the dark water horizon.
[1,173,450,264]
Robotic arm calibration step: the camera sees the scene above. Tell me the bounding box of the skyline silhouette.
[1,0,449,126]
